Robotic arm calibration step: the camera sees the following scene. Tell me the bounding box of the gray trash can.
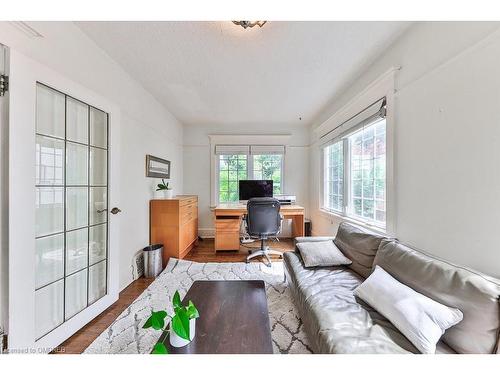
[143,244,163,278]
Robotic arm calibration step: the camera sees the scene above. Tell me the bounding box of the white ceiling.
[77,21,410,128]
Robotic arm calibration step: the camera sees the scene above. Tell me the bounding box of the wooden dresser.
[150,195,198,266]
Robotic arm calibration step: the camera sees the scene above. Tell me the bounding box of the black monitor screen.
[239,180,273,200]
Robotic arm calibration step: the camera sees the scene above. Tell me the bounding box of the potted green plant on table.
[143,290,199,354]
[155,178,173,199]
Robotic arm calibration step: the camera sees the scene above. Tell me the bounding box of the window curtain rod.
[320,97,386,140]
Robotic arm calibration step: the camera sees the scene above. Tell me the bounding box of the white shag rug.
[84,258,312,354]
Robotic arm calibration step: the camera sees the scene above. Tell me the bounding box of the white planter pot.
[165,190,174,199]
[154,190,165,199]
[169,318,196,348]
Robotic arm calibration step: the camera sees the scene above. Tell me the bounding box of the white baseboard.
[198,227,215,238]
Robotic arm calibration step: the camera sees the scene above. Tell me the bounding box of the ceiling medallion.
[232,21,267,29]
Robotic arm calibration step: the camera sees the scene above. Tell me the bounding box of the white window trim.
[315,68,397,235]
[209,134,291,207]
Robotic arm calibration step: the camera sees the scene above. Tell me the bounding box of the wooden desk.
[213,203,305,251]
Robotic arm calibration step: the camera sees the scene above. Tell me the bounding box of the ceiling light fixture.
[232,21,267,29]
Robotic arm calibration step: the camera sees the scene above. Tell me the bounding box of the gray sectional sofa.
[283,222,500,354]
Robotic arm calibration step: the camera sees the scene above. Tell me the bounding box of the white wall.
[0,21,184,298]
[183,124,310,236]
[0,45,8,333]
[309,22,500,278]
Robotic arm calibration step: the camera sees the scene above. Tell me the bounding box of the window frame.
[321,117,387,230]
[215,150,285,204]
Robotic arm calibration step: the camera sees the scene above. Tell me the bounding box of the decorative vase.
[154,189,165,199]
[169,318,196,348]
[165,189,174,199]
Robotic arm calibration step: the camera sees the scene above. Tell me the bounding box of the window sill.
[318,208,387,236]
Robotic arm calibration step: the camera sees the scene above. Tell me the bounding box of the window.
[349,119,386,224]
[323,141,344,212]
[322,100,386,228]
[218,154,248,203]
[216,146,284,203]
[252,154,283,195]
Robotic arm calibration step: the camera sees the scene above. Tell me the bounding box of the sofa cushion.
[354,265,463,354]
[296,240,352,268]
[333,222,386,278]
[283,251,451,354]
[374,240,500,354]
[295,236,335,244]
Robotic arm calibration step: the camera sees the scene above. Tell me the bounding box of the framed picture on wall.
[146,155,171,178]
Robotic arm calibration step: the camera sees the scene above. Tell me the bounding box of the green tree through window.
[218,154,247,202]
[218,153,283,203]
[252,154,282,195]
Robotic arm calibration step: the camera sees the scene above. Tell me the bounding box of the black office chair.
[245,197,283,266]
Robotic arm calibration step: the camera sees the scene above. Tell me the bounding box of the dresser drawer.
[180,202,197,215]
[180,196,198,207]
[180,218,197,250]
[181,210,197,224]
[180,204,197,223]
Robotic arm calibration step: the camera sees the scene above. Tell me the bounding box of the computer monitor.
[239,180,273,200]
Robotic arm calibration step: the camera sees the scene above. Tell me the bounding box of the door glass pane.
[66,142,88,186]
[65,269,88,319]
[35,83,109,337]
[36,135,64,185]
[66,187,88,230]
[66,228,88,274]
[35,234,64,289]
[89,224,106,265]
[35,280,64,339]
[36,187,64,237]
[90,187,107,225]
[66,97,89,144]
[36,84,65,139]
[90,107,107,148]
[90,147,107,185]
[88,261,106,304]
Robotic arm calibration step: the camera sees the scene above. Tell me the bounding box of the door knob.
[110,207,122,215]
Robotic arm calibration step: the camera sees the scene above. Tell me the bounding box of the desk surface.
[215,203,304,211]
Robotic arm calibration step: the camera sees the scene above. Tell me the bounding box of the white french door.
[34,83,110,341]
[8,49,120,351]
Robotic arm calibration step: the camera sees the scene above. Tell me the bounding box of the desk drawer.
[215,230,240,251]
[215,217,240,231]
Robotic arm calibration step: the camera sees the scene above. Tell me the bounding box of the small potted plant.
[143,291,199,354]
[155,178,173,199]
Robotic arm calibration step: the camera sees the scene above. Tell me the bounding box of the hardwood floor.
[54,277,154,354]
[185,237,295,262]
[54,238,294,354]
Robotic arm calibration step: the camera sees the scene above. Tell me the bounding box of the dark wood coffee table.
[156,280,273,354]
